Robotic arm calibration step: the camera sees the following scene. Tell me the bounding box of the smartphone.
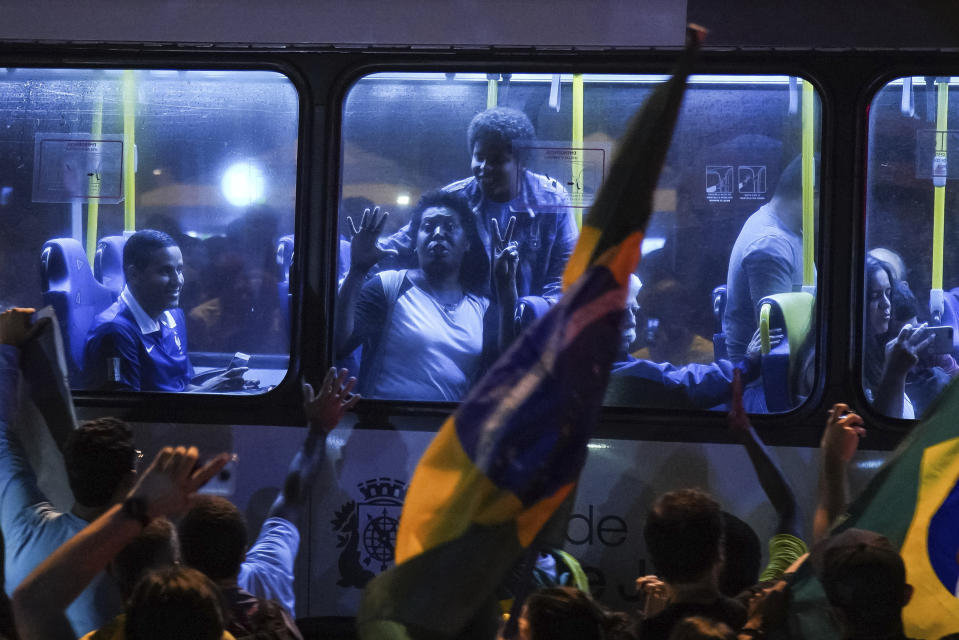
[227,352,251,369]
[924,325,954,355]
[197,455,238,497]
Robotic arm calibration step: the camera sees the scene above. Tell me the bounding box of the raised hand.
[0,308,48,346]
[348,207,397,274]
[885,323,933,375]
[303,367,360,435]
[747,327,783,361]
[821,403,865,464]
[128,447,231,520]
[491,216,519,298]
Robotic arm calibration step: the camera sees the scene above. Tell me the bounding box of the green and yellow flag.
[358,27,703,640]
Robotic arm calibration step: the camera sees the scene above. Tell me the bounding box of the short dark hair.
[523,587,629,640]
[125,566,224,640]
[123,229,178,272]
[775,153,819,200]
[63,418,136,507]
[818,530,908,636]
[718,512,761,597]
[644,489,723,584]
[409,189,490,296]
[112,518,179,598]
[890,280,919,323]
[467,107,535,165]
[178,495,247,581]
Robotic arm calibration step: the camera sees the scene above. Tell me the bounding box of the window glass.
[338,72,821,412]
[0,68,299,394]
[865,76,959,419]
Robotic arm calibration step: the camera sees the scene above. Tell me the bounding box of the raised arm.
[12,447,229,640]
[727,367,801,537]
[335,207,396,358]
[874,323,931,418]
[812,403,866,543]
[267,367,359,522]
[491,216,519,352]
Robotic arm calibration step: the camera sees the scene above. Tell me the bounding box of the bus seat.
[515,295,550,333]
[758,291,815,413]
[276,234,294,331]
[941,288,959,355]
[40,238,114,380]
[712,285,728,361]
[93,234,127,300]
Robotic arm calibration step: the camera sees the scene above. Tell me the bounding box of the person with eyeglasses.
[0,308,143,636]
[335,189,517,401]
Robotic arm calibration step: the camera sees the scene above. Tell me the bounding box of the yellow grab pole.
[928,78,949,322]
[801,80,815,289]
[122,70,137,232]
[85,87,104,265]
[486,74,498,109]
[571,74,584,228]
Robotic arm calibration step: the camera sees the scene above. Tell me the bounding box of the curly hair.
[466,107,535,165]
[123,229,178,272]
[409,189,490,296]
[178,495,248,581]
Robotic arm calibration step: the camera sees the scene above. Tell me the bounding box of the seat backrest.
[712,285,728,361]
[276,234,294,334]
[758,291,815,412]
[93,234,128,300]
[942,288,959,356]
[40,238,115,380]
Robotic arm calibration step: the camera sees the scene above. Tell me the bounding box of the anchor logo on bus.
[331,477,407,588]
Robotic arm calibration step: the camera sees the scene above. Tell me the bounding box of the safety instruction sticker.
[916,130,959,181]
[33,133,124,204]
[518,141,610,210]
[706,164,768,203]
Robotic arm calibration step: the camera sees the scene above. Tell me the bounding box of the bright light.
[221,161,266,207]
[396,194,411,206]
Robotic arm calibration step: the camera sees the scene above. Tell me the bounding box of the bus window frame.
[327,56,833,447]
[1,42,936,450]
[0,50,314,426]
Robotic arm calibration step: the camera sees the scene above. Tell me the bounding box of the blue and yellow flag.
[782,384,959,639]
[358,27,703,640]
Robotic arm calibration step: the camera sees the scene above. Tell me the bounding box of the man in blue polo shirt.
[83,230,244,392]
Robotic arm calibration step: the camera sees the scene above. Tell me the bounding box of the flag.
[357,27,703,640]
[781,383,959,639]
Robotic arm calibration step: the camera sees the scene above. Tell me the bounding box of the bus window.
[0,68,299,394]
[865,76,959,419]
[337,72,821,412]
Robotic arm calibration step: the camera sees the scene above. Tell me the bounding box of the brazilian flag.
[782,384,959,639]
[357,27,704,640]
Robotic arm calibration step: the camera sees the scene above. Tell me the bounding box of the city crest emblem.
[331,477,407,588]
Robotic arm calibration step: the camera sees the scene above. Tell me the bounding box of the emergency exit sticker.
[33,133,124,204]
[517,141,610,210]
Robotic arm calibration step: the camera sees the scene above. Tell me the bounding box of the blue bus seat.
[40,238,114,380]
[712,285,728,361]
[757,291,815,413]
[276,234,294,331]
[93,234,127,300]
[940,288,959,357]
[515,295,550,333]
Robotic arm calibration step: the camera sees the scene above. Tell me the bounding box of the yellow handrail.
[801,80,815,288]
[760,303,772,354]
[571,73,584,228]
[933,79,949,293]
[122,70,137,232]
[85,86,104,265]
[486,75,498,109]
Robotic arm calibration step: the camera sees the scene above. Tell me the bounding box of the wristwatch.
[121,496,151,527]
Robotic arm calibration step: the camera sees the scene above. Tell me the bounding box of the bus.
[2,0,958,626]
